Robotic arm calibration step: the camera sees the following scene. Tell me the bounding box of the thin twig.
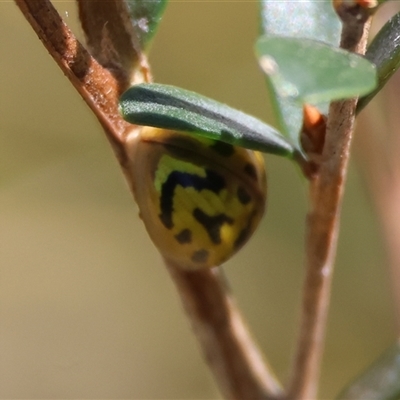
[77,0,152,86]
[166,260,282,400]
[286,11,372,400]
[14,0,133,163]
[14,1,281,398]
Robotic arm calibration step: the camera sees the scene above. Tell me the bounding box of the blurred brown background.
[0,1,396,398]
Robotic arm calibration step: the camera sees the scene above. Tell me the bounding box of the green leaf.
[259,0,341,148]
[256,36,377,105]
[119,83,295,157]
[358,12,400,113]
[337,341,400,400]
[126,0,168,49]
[260,0,341,44]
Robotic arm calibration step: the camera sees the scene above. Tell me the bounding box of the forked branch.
[14,1,281,398]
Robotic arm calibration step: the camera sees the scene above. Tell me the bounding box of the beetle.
[127,126,267,270]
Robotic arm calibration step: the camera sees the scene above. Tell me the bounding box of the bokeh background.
[0,1,397,398]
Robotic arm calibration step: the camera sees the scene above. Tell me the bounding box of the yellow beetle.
[127,126,267,270]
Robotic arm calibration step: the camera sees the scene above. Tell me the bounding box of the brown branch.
[286,12,372,400]
[77,0,152,87]
[14,1,281,398]
[14,0,135,165]
[166,260,282,400]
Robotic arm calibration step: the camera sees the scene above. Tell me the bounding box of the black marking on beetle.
[175,229,192,244]
[159,169,225,229]
[234,210,257,250]
[162,137,197,159]
[191,249,210,263]
[243,163,258,180]
[237,186,251,205]
[234,228,250,250]
[193,208,234,244]
[210,141,235,157]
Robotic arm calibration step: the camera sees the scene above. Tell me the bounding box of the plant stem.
[14,0,133,158]
[286,15,371,400]
[14,2,282,398]
[76,0,151,86]
[166,260,282,400]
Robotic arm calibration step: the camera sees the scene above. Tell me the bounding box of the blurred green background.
[0,1,396,398]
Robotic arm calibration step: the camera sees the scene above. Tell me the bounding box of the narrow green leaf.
[358,12,400,112]
[337,341,400,400]
[119,83,295,157]
[259,0,341,148]
[126,0,168,49]
[256,36,377,105]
